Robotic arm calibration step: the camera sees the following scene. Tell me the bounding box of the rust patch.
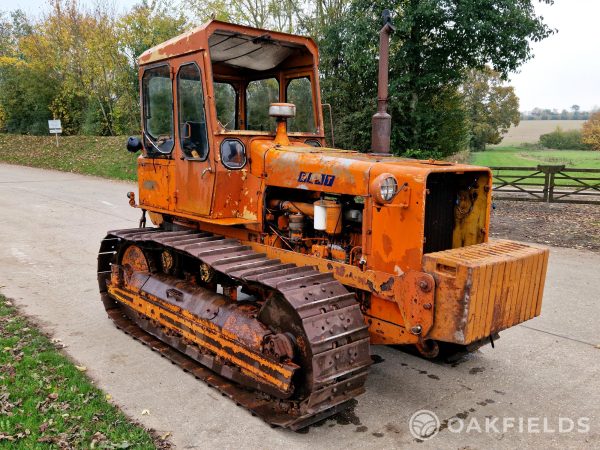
[382,234,392,257]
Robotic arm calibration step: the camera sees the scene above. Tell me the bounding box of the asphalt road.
[0,164,598,449]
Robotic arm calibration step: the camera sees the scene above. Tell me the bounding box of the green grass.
[0,294,160,448]
[0,134,138,181]
[470,146,600,169]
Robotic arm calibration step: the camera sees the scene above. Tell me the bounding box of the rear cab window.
[214,82,237,130]
[287,77,316,133]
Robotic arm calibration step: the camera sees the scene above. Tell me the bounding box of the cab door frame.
[172,50,215,216]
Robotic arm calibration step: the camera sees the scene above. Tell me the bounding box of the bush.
[446,149,471,164]
[539,127,590,150]
[519,142,544,150]
[582,111,600,150]
[402,148,444,160]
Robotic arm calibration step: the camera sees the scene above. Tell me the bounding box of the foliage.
[0,294,159,448]
[184,0,303,32]
[0,0,187,136]
[582,111,600,150]
[315,0,552,156]
[539,127,590,150]
[463,67,520,151]
[402,148,444,160]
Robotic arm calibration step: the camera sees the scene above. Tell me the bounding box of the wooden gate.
[490,165,600,204]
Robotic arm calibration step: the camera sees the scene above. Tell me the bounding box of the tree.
[463,67,520,151]
[316,0,553,156]
[184,0,301,32]
[582,111,600,150]
[0,10,56,134]
[0,0,189,136]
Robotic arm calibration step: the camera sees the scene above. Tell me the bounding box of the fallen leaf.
[105,394,112,401]
[39,422,48,433]
[160,432,171,440]
[75,366,87,372]
[141,409,150,415]
[90,431,107,448]
[47,393,58,400]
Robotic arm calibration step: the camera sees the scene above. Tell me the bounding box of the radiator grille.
[423,173,457,253]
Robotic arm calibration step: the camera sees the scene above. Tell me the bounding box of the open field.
[497,120,586,145]
[0,134,137,181]
[0,294,163,448]
[470,146,600,169]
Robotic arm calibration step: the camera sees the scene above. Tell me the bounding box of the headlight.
[371,173,399,204]
[380,177,398,201]
[269,103,296,119]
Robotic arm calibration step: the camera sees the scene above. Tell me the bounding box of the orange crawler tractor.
[97,17,549,430]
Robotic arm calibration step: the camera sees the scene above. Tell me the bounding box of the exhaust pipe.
[371,10,395,154]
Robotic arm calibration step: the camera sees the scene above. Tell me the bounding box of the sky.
[3,0,599,112]
[509,0,600,112]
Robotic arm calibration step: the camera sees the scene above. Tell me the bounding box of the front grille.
[423,173,459,253]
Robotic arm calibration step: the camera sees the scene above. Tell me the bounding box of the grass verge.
[0,134,137,181]
[0,294,164,448]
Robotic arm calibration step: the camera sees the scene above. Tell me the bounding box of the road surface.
[0,164,598,449]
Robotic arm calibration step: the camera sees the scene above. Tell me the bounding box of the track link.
[98,227,371,430]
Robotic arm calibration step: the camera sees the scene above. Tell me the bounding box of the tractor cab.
[135,20,325,221]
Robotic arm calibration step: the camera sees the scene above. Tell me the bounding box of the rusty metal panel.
[138,159,175,211]
[424,240,549,345]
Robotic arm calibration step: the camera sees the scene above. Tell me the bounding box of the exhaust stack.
[371,10,395,154]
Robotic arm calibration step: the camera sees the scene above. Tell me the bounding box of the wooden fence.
[489,165,600,204]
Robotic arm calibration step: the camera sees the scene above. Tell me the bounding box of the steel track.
[97,227,371,430]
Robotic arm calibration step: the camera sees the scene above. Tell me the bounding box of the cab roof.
[138,20,319,69]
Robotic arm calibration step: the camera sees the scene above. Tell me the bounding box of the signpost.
[48,119,62,147]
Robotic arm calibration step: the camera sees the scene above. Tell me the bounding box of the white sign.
[48,119,62,134]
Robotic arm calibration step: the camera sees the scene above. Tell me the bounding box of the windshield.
[246,78,279,131]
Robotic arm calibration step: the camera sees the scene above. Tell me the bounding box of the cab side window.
[142,65,174,154]
[177,64,209,160]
